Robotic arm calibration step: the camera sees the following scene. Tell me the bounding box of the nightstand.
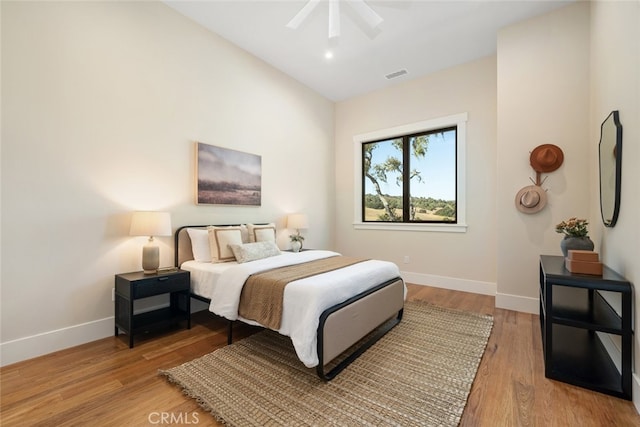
[114,269,191,348]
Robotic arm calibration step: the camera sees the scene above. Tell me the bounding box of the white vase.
[291,240,302,252]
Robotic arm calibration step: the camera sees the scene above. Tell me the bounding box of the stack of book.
[565,250,603,275]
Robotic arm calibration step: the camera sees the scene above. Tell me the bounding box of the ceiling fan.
[286,0,384,39]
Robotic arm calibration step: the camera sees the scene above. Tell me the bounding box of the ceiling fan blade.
[286,0,322,30]
[328,0,340,39]
[347,0,383,29]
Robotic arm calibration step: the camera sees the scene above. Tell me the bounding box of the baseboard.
[0,299,212,367]
[634,373,640,413]
[0,316,114,367]
[401,271,496,296]
[495,292,539,314]
[402,271,543,315]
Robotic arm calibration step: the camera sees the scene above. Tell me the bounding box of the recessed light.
[325,50,334,60]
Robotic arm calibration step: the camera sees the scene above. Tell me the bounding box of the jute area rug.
[160,301,493,426]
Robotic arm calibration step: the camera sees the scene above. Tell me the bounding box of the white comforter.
[203,250,402,367]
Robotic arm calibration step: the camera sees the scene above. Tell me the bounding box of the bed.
[175,224,405,380]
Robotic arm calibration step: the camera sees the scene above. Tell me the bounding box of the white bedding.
[181,250,403,367]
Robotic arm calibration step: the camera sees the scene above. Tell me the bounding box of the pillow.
[186,228,211,262]
[239,224,250,244]
[207,226,243,263]
[247,223,276,243]
[229,241,281,264]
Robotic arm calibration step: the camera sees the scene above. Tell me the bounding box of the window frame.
[353,113,468,233]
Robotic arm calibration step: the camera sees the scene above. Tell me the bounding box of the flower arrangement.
[289,231,304,252]
[289,232,305,243]
[555,217,589,238]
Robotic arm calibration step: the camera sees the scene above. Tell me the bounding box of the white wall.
[589,0,640,411]
[335,56,498,294]
[496,1,591,312]
[0,1,334,365]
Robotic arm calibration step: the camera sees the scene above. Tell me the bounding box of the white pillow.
[207,226,243,263]
[247,223,276,243]
[229,241,281,263]
[186,228,211,262]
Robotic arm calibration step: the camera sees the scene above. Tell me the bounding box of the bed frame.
[174,225,404,380]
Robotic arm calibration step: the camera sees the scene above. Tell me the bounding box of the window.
[353,113,467,232]
[362,126,457,223]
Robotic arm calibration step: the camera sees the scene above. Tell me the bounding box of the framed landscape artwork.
[195,142,261,206]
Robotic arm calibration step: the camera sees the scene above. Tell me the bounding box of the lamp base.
[142,242,159,275]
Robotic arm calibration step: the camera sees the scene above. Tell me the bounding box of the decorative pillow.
[186,228,211,262]
[229,241,281,264]
[239,224,250,244]
[207,226,243,263]
[247,223,276,243]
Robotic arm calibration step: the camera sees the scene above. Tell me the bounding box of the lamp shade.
[129,211,172,237]
[287,214,308,230]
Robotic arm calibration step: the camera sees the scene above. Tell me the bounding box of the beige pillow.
[247,223,276,243]
[229,241,281,263]
[207,226,243,263]
[239,224,250,244]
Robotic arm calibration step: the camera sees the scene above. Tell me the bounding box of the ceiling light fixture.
[286,0,383,39]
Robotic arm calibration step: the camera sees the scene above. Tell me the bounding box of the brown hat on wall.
[515,185,547,214]
[530,144,564,173]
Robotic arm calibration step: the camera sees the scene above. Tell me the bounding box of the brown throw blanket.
[238,256,367,330]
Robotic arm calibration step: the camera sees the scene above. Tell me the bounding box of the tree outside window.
[362,127,457,223]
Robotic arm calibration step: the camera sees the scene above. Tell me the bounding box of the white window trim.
[353,112,468,233]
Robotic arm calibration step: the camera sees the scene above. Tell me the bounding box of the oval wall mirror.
[599,110,622,227]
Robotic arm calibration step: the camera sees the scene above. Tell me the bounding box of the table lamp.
[130,211,172,274]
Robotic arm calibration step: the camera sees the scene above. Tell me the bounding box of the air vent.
[385,69,408,80]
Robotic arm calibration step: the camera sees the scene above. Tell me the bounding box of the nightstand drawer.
[133,274,189,298]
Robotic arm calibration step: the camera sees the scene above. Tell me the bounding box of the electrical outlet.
[403,255,410,264]
[112,288,115,302]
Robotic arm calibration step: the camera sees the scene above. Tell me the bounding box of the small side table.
[539,255,632,400]
[114,269,190,348]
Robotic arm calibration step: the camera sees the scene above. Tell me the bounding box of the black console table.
[539,255,632,400]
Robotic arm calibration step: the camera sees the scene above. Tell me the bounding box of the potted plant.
[555,217,594,257]
[289,233,304,252]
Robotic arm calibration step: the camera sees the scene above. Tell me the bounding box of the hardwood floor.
[2,284,639,426]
